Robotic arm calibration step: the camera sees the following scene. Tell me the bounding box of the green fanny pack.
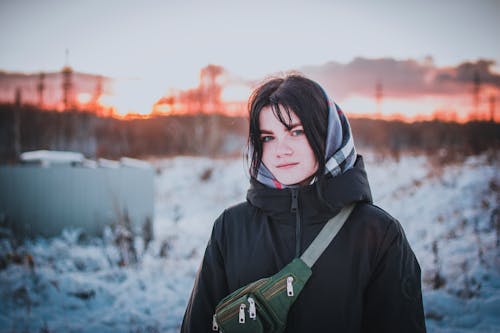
[212,204,356,333]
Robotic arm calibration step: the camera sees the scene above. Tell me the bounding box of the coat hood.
[247,155,373,225]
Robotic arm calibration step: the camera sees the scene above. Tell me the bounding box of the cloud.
[441,59,500,86]
[301,57,500,101]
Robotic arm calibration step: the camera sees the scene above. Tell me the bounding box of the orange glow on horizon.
[99,79,159,116]
[77,93,92,104]
[348,111,463,123]
[18,66,496,124]
[341,91,500,123]
[151,100,247,118]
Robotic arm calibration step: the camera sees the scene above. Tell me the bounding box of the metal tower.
[37,72,45,108]
[61,49,74,111]
[375,80,383,117]
[472,71,480,120]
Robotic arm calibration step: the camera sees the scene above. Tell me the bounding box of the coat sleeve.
[181,212,229,333]
[361,218,427,333]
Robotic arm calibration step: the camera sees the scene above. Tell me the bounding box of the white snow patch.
[1,152,498,332]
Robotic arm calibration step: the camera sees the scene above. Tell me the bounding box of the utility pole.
[375,80,383,118]
[489,94,496,122]
[13,88,22,158]
[200,65,223,155]
[92,75,103,111]
[472,71,480,120]
[37,72,45,108]
[62,49,74,111]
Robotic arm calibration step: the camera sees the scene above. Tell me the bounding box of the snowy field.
[1,151,499,333]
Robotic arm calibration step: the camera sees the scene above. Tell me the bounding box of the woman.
[181,75,426,332]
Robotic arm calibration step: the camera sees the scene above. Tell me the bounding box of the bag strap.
[300,203,356,268]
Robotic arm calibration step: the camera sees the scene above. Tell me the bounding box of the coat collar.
[246,155,373,225]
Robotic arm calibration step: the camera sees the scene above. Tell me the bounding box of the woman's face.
[259,105,318,186]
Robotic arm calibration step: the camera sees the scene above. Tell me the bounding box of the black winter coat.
[181,156,426,332]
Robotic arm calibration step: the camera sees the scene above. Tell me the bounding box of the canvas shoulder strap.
[300,203,356,268]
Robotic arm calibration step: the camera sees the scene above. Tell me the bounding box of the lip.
[276,162,299,169]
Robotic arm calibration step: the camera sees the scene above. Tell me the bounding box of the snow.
[1,152,499,332]
[97,158,121,169]
[18,151,153,170]
[120,157,153,169]
[20,150,85,165]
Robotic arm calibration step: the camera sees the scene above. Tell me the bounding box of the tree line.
[0,104,498,163]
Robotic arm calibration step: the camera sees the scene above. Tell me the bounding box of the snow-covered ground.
[0,151,499,332]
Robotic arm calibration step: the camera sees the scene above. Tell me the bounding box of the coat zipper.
[214,189,301,329]
[290,188,301,257]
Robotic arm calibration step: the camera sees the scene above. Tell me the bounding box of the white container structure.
[0,151,154,238]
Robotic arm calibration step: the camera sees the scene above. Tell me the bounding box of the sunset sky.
[1,0,499,119]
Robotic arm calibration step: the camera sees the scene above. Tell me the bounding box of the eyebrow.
[260,123,303,134]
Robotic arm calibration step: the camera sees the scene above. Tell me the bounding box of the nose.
[275,137,293,157]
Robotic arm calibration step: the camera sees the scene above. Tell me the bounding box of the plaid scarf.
[255,96,357,189]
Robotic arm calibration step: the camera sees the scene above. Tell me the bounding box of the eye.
[260,135,274,143]
[291,129,304,137]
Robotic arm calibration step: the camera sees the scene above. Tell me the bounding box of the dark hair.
[247,74,329,184]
